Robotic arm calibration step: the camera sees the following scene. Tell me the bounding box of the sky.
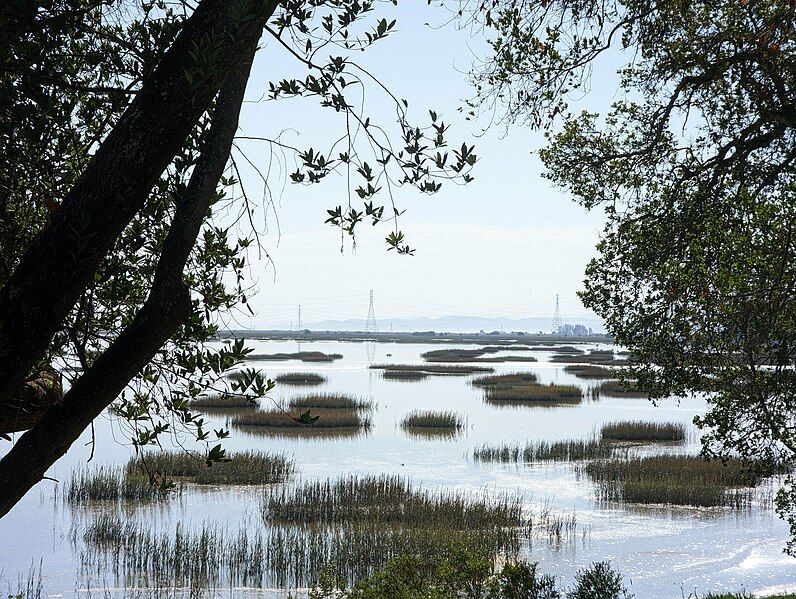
[224,2,622,330]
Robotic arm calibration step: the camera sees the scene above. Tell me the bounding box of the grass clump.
[232,408,371,431]
[551,350,624,365]
[485,383,582,405]
[421,348,537,364]
[382,369,431,381]
[275,372,327,386]
[125,450,294,485]
[563,365,616,379]
[248,351,343,362]
[190,393,257,409]
[593,380,647,398]
[288,393,373,411]
[370,363,493,375]
[471,372,539,388]
[600,421,686,442]
[474,440,615,463]
[64,466,172,504]
[262,475,523,529]
[401,410,463,430]
[585,455,762,508]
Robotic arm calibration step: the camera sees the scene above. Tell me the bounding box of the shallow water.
[1,340,794,597]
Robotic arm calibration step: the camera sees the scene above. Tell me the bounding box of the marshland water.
[1,339,795,597]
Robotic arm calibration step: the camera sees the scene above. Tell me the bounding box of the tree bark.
[0,36,259,517]
[0,0,279,411]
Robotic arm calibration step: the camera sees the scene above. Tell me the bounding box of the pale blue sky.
[225,3,622,329]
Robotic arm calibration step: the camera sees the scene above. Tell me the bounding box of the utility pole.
[551,294,562,334]
[365,290,377,333]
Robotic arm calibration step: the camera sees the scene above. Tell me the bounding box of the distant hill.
[288,315,604,334]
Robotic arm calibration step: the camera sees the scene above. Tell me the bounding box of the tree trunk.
[0,34,259,517]
[0,0,279,412]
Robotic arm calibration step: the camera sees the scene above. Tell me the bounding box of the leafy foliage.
[460,0,796,549]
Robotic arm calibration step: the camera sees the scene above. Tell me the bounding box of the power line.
[365,290,378,333]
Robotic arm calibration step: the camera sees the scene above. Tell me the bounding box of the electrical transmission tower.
[365,290,378,333]
[296,305,303,330]
[551,294,562,334]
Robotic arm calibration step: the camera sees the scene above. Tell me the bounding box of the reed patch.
[190,393,258,409]
[275,372,327,386]
[563,364,617,379]
[248,351,343,362]
[400,410,463,431]
[231,408,371,431]
[370,363,493,375]
[473,439,616,463]
[484,383,583,405]
[288,393,373,411]
[600,421,686,442]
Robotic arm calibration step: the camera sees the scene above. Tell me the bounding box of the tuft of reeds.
[382,369,430,381]
[190,393,258,409]
[64,466,172,504]
[421,348,537,364]
[248,351,343,362]
[484,383,583,405]
[370,363,493,375]
[600,421,686,442]
[400,410,463,430]
[585,455,761,508]
[232,408,371,431]
[473,439,616,463]
[471,372,539,388]
[534,346,584,354]
[275,372,327,386]
[261,475,523,529]
[125,450,294,485]
[592,379,647,398]
[288,393,373,411]
[551,350,625,365]
[563,364,617,379]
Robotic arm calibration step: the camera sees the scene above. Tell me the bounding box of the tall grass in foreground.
[72,475,583,588]
[584,455,762,508]
[275,372,327,386]
[231,408,371,431]
[600,421,686,442]
[473,440,617,463]
[64,466,173,504]
[401,410,463,430]
[288,393,373,411]
[484,383,583,405]
[125,450,294,485]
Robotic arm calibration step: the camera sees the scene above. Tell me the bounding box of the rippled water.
[1,340,794,597]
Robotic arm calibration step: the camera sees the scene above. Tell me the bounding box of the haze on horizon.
[226,2,619,331]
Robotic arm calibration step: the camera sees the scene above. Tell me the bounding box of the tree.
[0,0,475,517]
[459,0,796,547]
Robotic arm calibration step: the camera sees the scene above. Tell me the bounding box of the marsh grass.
[275,372,327,386]
[421,348,537,363]
[551,350,625,365]
[600,421,686,442]
[370,363,493,375]
[592,379,647,398]
[190,393,258,409]
[382,369,430,381]
[485,383,583,405]
[64,466,173,504]
[400,410,463,430]
[471,372,539,388]
[125,450,294,485]
[231,408,371,431]
[534,346,584,354]
[473,440,616,463]
[585,455,761,507]
[72,475,583,588]
[563,365,617,379]
[248,351,343,362]
[288,393,373,411]
[262,475,521,529]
